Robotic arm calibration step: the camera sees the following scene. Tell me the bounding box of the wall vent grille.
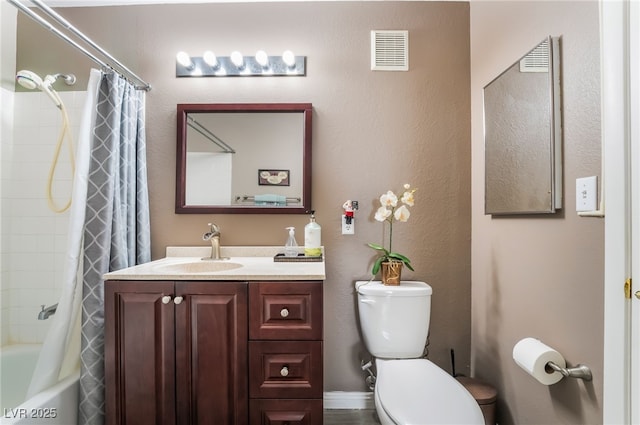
[371,30,409,71]
[519,39,549,72]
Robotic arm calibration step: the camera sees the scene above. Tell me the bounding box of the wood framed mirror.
[176,103,312,214]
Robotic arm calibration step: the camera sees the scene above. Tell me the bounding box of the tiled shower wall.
[1,89,86,345]
[1,86,15,347]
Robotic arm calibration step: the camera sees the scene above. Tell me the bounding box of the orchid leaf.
[367,243,389,254]
[388,253,415,271]
[372,256,385,275]
[388,252,411,263]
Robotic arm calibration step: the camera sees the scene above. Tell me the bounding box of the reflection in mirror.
[176,103,312,214]
[484,36,562,215]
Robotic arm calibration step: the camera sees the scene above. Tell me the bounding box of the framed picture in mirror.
[258,169,290,186]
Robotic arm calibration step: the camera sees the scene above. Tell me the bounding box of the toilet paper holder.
[546,361,593,381]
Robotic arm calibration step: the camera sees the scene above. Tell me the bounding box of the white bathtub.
[0,345,79,425]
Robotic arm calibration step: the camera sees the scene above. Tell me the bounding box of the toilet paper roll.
[512,337,566,385]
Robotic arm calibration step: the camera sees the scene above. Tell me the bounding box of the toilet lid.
[376,359,484,425]
[356,280,432,296]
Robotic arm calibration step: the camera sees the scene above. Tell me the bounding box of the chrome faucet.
[38,303,58,320]
[202,223,228,261]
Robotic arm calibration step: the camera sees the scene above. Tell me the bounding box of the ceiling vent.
[519,39,549,73]
[371,30,409,71]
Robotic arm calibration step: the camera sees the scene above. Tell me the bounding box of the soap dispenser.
[284,227,298,257]
[304,210,322,257]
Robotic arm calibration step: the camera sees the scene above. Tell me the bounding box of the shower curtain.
[78,71,151,425]
[25,69,102,400]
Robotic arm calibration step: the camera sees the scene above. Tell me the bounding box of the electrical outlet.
[576,176,597,212]
[342,215,355,235]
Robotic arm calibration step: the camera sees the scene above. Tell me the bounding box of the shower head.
[16,69,61,108]
[16,70,76,109]
[16,69,44,90]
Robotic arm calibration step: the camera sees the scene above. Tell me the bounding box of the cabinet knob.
[280,307,289,318]
[280,366,289,377]
[161,296,171,304]
[174,296,183,305]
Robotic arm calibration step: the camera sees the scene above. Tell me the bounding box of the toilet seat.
[375,359,484,425]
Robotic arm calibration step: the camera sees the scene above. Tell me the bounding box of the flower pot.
[381,261,403,286]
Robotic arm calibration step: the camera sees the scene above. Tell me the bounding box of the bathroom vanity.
[103,247,325,425]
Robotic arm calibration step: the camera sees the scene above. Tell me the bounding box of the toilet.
[356,280,484,425]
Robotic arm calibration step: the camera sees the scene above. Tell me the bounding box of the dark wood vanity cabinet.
[248,281,323,425]
[105,280,248,425]
[105,279,322,425]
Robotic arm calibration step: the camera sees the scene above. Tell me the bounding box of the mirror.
[176,103,312,214]
[484,36,562,215]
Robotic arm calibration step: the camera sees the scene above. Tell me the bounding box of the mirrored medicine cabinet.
[484,36,562,215]
[176,103,312,214]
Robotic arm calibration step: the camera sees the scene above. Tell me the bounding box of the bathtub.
[0,345,79,425]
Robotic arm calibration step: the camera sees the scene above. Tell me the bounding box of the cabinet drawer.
[249,282,322,340]
[249,341,322,399]
[249,399,322,425]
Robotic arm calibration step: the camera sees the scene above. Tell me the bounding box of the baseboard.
[323,391,375,409]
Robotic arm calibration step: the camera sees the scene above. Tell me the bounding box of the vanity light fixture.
[175,50,306,77]
[282,50,296,69]
[255,50,269,68]
[176,51,194,70]
[230,51,245,70]
[203,51,219,69]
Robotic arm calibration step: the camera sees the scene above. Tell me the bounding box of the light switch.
[576,176,597,212]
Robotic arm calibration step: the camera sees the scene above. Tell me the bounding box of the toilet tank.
[356,281,432,359]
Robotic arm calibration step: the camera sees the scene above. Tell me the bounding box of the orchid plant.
[368,183,417,275]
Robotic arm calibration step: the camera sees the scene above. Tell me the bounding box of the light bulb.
[255,50,269,67]
[203,51,219,68]
[282,50,296,68]
[230,51,244,69]
[176,51,194,69]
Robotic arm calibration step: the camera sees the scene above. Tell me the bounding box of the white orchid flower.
[379,191,398,208]
[401,190,415,206]
[374,206,392,222]
[394,205,411,222]
[368,183,417,277]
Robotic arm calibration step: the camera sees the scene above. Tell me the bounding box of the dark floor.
[323,409,380,424]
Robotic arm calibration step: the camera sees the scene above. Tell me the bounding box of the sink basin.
[156,261,243,274]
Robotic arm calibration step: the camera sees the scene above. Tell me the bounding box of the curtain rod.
[187,116,236,154]
[7,0,151,91]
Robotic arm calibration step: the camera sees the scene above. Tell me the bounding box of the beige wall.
[470,2,603,424]
[15,2,471,392]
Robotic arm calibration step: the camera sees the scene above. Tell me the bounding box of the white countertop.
[103,246,326,281]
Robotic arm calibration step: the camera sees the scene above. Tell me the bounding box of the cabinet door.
[175,282,248,425]
[105,280,176,425]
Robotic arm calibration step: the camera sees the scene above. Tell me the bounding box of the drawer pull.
[280,366,289,377]
[280,307,289,318]
[161,296,171,304]
[174,296,184,305]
